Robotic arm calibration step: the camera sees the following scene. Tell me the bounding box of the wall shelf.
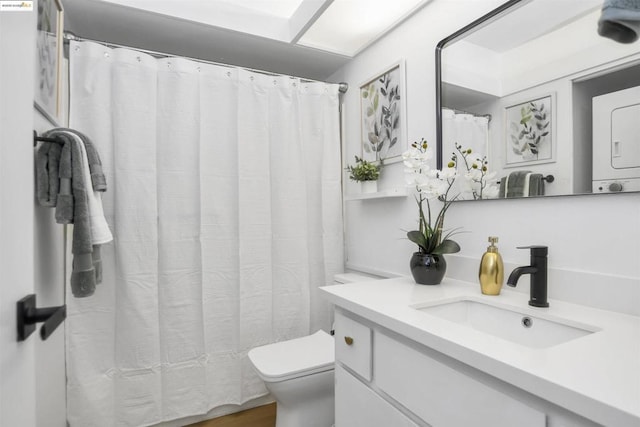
[345,187,408,201]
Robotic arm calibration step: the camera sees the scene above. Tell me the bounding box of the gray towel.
[55,141,74,224]
[49,128,107,191]
[528,173,545,196]
[598,0,640,43]
[499,171,545,198]
[506,171,530,198]
[38,129,108,298]
[35,141,62,206]
[498,178,507,198]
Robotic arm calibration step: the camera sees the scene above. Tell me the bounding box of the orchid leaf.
[432,239,461,255]
[407,230,428,251]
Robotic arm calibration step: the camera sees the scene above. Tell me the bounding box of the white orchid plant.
[403,138,500,254]
[403,138,461,255]
[449,143,499,200]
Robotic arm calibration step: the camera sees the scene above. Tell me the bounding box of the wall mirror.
[435,0,640,200]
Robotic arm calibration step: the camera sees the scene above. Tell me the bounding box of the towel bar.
[33,130,63,147]
[497,174,554,185]
[17,294,66,341]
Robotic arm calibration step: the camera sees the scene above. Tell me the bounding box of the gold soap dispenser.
[479,236,504,295]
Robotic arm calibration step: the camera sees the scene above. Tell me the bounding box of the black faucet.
[506,246,549,307]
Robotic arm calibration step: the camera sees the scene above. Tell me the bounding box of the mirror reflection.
[437,0,640,200]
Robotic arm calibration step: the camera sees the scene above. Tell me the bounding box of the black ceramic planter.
[410,252,446,285]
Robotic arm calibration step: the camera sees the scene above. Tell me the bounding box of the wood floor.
[187,403,276,427]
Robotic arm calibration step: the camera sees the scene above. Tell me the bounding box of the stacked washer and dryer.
[592,85,640,193]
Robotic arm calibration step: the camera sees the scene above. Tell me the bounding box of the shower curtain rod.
[63,32,349,93]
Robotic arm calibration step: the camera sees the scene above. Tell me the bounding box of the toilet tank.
[333,272,383,285]
[330,272,383,334]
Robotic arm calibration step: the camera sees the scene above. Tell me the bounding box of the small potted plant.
[346,156,381,193]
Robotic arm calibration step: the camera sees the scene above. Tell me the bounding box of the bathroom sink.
[413,298,598,348]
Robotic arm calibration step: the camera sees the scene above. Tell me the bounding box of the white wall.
[332,0,640,316]
[0,5,38,427]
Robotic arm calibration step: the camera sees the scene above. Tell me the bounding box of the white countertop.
[320,276,640,426]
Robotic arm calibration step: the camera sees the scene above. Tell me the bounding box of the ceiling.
[62,0,430,81]
[463,0,602,53]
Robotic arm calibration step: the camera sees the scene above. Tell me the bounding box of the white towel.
[62,131,113,245]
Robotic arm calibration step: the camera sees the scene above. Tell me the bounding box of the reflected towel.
[499,171,545,198]
[598,0,640,43]
[528,173,545,196]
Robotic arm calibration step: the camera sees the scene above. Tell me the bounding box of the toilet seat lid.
[248,330,335,382]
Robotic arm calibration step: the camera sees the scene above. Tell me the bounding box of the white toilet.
[247,273,377,427]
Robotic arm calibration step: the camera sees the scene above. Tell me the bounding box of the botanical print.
[35,0,61,119]
[505,95,553,166]
[360,62,405,163]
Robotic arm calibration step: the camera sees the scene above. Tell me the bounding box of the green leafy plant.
[346,156,381,182]
[403,139,461,255]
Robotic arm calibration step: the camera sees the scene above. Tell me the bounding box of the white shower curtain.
[442,108,490,198]
[65,41,343,427]
[441,108,489,161]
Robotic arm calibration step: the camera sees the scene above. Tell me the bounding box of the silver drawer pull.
[344,336,354,345]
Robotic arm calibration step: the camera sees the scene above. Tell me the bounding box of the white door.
[0,5,38,427]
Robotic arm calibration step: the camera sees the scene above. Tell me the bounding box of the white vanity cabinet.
[335,365,419,427]
[324,278,638,426]
[374,332,546,427]
[334,311,419,426]
[334,310,548,427]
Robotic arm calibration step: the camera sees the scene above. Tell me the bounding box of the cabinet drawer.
[335,365,418,427]
[334,311,372,381]
[374,331,546,427]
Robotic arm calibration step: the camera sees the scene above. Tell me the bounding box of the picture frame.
[35,0,64,122]
[504,94,555,167]
[359,60,406,164]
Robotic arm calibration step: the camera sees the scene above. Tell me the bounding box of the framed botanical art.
[359,60,406,164]
[504,94,555,167]
[35,0,64,122]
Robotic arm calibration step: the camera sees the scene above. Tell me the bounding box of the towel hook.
[543,175,554,183]
[17,294,66,341]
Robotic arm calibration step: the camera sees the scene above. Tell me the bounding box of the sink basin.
[413,298,598,348]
